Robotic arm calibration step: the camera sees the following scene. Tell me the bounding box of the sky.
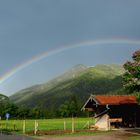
[0,0,140,96]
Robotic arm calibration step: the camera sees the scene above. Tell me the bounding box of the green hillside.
[10,64,124,114]
[0,94,9,102]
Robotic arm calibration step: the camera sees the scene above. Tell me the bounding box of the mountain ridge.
[10,64,125,112]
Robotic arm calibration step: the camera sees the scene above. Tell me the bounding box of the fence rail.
[0,118,95,134]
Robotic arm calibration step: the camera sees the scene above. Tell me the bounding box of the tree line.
[0,94,87,119]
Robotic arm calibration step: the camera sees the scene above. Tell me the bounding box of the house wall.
[95,114,110,130]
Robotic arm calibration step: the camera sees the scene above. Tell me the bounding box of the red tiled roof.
[95,95,138,105]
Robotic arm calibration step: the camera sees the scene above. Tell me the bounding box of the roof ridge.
[93,95,137,105]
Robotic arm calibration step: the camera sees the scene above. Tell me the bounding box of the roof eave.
[81,94,100,111]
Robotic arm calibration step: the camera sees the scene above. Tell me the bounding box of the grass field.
[0,117,95,133]
[129,136,140,140]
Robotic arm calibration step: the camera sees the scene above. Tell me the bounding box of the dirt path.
[36,135,124,140]
[1,129,140,140]
[36,130,139,140]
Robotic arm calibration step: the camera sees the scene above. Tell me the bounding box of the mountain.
[10,64,125,112]
[0,94,9,102]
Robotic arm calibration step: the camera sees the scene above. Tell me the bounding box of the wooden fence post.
[64,120,66,130]
[87,121,90,129]
[23,120,26,134]
[34,120,38,135]
[72,117,74,133]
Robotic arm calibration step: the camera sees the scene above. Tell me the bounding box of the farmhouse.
[82,95,140,130]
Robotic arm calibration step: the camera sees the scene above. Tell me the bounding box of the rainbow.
[1,38,140,84]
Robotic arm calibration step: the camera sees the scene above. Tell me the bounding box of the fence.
[0,117,95,134]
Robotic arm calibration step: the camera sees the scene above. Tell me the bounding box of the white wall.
[95,114,110,130]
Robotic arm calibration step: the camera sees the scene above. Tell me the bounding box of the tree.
[123,49,140,92]
[59,101,70,117]
[0,94,20,119]
[17,106,31,119]
[59,96,79,117]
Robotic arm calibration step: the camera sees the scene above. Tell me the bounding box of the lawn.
[129,136,140,140]
[0,117,95,133]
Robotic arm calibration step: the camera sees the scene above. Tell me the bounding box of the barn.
[82,95,140,130]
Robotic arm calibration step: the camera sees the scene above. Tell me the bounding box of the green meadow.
[0,117,95,133]
[129,136,140,140]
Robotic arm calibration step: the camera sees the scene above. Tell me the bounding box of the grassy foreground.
[129,136,140,140]
[0,117,95,133]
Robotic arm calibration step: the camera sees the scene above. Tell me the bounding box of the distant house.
[82,95,140,130]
